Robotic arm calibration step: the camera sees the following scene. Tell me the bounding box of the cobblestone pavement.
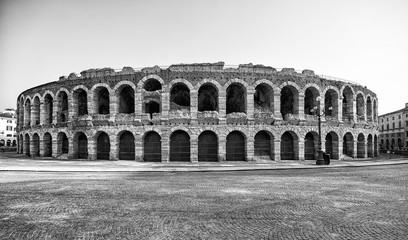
[0,165,407,239]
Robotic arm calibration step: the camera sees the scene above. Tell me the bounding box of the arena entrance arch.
[357,134,365,158]
[281,131,298,160]
[198,131,218,162]
[58,132,69,155]
[97,132,110,160]
[226,131,245,161]
[43,133,52,157]
[170,130,190,162]
[304,132,316,160]
[374,135,378,157]
[24,134,30,156]
[343,133,354,157]
[119,131,135,160]
[367,134,373,158]
[144,131,161,162]
[77,133,88,159]
[254,131,272,158]
[325,132,339,159]
[32,133,40,157]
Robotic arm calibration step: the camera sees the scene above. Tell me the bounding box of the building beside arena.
[0,108,17,148]
[378,103,408,150]
[16,62,379,161]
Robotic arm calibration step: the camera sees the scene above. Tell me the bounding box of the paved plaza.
[0,160,407,239]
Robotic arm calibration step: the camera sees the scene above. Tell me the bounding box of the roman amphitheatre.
[16,62,379,162]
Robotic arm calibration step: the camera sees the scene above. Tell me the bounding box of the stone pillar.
[109,91,117,122]
[273,139,281,162]
[319,98,326,122]
[39,138,44,157]
[135,92,143,121]
[353,140,358,158]
[246,88,255,123]
[161,136,170,162]
[135,134,143,161]
[29,140,35,157]
[273,90,282,123]
[30,104,36,126]
[246,137,254,161]
[219,90,226,125]
[161,92,170,121]
[218,139,226,161]
[40,101,46,125]
[52,138,58,157]
[68,136,74,159]
[88,137,96,160]
[190,135,198,162]
[109,136,117,160]
[298,139,305,161]
[52,100,58,124]
[353,99,357,122]
[298,93,305,121]
[338,96,343,122]
[68,93,74,121]
[88,92,95,116]
[190,90,198,124]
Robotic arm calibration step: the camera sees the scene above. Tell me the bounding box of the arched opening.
[357,133,365,158]
[18,135,23,154]
[77,133,88,159]
[380,139,384,149]
[144,131,161,162]
[170,83,190,111]
[226,131,245,161]
[58,132,69,155]
[325,89,338,118]
[119,131,135,160]
[145,101,160,119]
[119,86,135,114]
[304,87,319,116]
[57,91,68,123]
[367,134,373,158]
[226,83,246,114]
[6,140,11,147]
[280,86,298,120]
[374,135,378,157]
[32,133,40,157]
[391,139,395,149]
[254,131,273,158]
[304,132,316,160]
[95,87,110,114]
[43,133,52,157]
[198,84,218,112]
[74,89,88,116]
[356,93,365,121]
[342,86,354,121]
[12,140,16,147]
[366,96,372,121]
[281,131,298,160]
[386,139,390,149]
[144,79,162,91]
[24,134,30,156]
[325,132,339,159]
[44,94,53,124]
[24,99,31,126]
[170,130,190,161]
[97,132,110,160]
[343,132,354,157]
[198,131,218,162]
[254,84,273,113]
[0,139,5,146]
[398,138,402,149]
[33,97,40,125]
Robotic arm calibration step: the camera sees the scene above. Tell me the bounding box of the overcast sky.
[0,0,407,115]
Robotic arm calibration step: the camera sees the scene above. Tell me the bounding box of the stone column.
[135,134,143,161]
[40,101,46,125]
[298,93,305,121]
[135,91,143,121]
[52,138,58,157]
[39,138,44,157]
[30,104,36,126]
[109,136,117,160]
[68,136,74,159]
[273,139,281,162]
[161,92,170,122]
[190,90,198,125]
[352,99,357,122]
[298,139,305,161]
[353,140,358,158]
[218,139,226,162]
[338,96,343,122]
[219,90,226,125]
[246,88,255,124]
[190,134,198,162]
[161,136,170,162]
[52,100,58,124]
[246,137,254,161]
[88,137,96,160]
[29,140,36,157]
[109,91,117,122]
[273,90,282,123]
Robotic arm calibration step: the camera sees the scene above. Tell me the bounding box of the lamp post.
[310,97,332,165]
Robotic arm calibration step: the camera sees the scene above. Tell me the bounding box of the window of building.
[399,115,401,119]
[6,126,12,131]
[392,123,395,129]
[382,119,384,123]
[399,122,402,129]
[7,120,12,123]
[392,116,394,120]
[387,117,389,121]
[0,131,4,134]
[6,134,12,137]
[382,125,384,131]
[387,124,389,130]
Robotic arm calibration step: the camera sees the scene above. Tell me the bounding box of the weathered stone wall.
[16,62,380,161]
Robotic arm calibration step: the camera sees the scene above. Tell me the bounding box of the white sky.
[0,0,407,115]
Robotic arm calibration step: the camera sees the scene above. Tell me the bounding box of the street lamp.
[310,96,332,165]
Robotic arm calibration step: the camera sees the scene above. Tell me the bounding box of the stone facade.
[378,103,408,150]
[16,62,380,161]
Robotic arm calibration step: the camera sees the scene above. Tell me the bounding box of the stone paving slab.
[1,153,408,172]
